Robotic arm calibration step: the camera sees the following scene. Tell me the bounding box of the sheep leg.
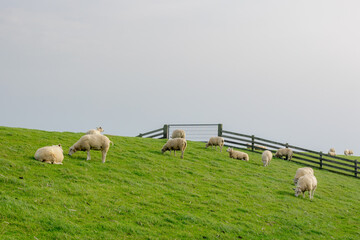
[87,151,91,160]
[174,150,176,156]
[220,146,223,152]
[181,150,184,159]
[302,192,305,198]
[102,151,107,163]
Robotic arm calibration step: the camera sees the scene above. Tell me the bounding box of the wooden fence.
[137,124,359,178]
[222,130,359,178]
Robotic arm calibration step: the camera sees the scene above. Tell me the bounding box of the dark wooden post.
[355,160,358,178]
[285,143,289,148]
[218,124,223,137]
[251,135,255,151]
[163,124,169,139]
[319,151,323,169]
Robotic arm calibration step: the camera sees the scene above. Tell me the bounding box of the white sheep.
[275,148,293,160]
[348,149,354,156]
[294,167,314,185]
[328,151,336,156]
[34,144,64,164]
[226,148,249,161]
[68,134,112,163]
[344,149,349,156]
[161,138,187,159]
[205,136,225,152]
[255,145,267,151]
[171,129,186,139]
[329,148,335,153]
[294,174,317,200]
[262,150,272,167]
[86,127,104,135]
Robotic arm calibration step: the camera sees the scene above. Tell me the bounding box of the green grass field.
[0,126,359,239]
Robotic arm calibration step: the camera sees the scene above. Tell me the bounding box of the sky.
[1,0,360,153]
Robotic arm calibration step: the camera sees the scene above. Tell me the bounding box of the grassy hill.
[0,126,359,239]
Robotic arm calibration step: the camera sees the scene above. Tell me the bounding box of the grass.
[0,126,359,239]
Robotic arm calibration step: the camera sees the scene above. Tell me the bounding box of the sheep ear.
[58,144,61,147]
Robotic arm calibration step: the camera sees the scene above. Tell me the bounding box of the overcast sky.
[1,0,360,153]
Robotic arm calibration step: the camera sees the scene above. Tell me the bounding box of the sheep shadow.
[277,190,294,197]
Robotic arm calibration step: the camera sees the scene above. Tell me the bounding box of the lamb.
[68,134,112,163]
[293,167,314,185]
[34,144,64,164]
[161,138,187,159]
[171,129,186,139]
[262,150,272,167]
[205,136,225,152]
[86,127,104,135]
[275,148,293,160]
[294,174,317,200]
[226,148,249,161]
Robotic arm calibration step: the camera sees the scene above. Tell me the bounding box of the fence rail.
[221,129,359,178]
[137,124,359,178]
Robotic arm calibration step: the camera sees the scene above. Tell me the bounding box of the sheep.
[349,149,354,156]
[344,149,349,156]
[328,151,336,156]
[86,127,104,135]
[294,174,317,200]
[68,134,112,163]
[34,144,64,164]
[171,129,186,139]
[161,138,187,159]
[205,136,225,152]
[294,167,314,185]
[262,150,272,167]
[275,148,293,160]
[329,148,335,153]
[226,147,249,161]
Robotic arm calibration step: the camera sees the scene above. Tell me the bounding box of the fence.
[137,124,359,178]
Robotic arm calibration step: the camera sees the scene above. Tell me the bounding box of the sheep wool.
[344,149,350,156]
[262,150,272,167]
[294,174,317,200]
[294,167,314,185]
[86,127,104,135]
[34,144,64,164]
[161,138,187,159]
[328,151,336,156]
[68,134,112,163]
[275,148,293,161]
[226,148,249,161]
[171,129,186,139]
[206,137,225,152]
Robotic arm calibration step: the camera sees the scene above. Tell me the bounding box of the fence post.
[319,151,323,169]
[163,124,169,139]
[285,143,289,148]
[218,124,223,137]
[355,160,358,178]
[251,135,255,151]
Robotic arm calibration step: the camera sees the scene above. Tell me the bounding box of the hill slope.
[0,126,359,239]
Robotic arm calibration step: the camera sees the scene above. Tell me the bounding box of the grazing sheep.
[294,167,314,185]
[86,127,104,135]
[68,134,112,163]
[226,148,249,161]
[206,136,225,152]
[161,138,187,159]
[349,149,354,156]
[171,129,186,139]
[329,148,335,153]
[34,144,64,164]
[275,148,293,160]
[328,151,336,156]
[246,143,252,150]
[262,150,272,167]
[344,149,350,156]
[294,174,317,200]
